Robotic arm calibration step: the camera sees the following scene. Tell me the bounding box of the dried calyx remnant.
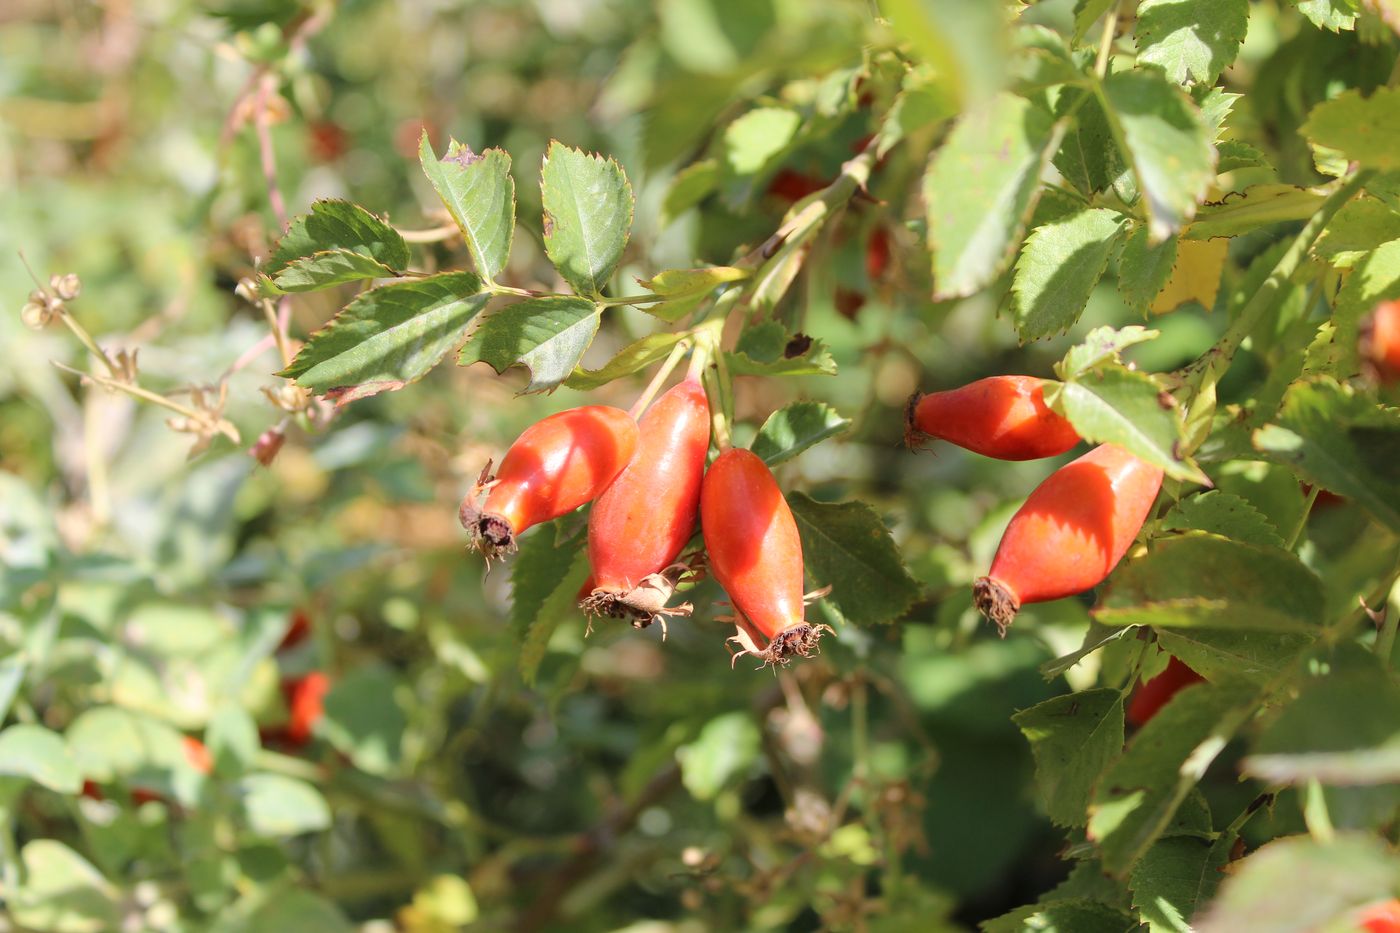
[581,559,703,638]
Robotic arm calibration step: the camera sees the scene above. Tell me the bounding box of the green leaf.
[1074,0,1119,41]
[1314,198,1400,268]
[1252,378,1400,533]
[238,890,355,933]
[540,141,633,297]
[66,705,186,781]
[1333,239,1400,376]
[879,0,1007,107]
[1216,139,1270,173]
[721,107,802,205]
[205,702,259,777]
[1101,68,1216,241]
[1195,835,1399,932]
[458,297,600,393]
[1088,681,1257,875]
[1136,0,1250,86]
[1160,491,1285,548]
[1155,627,1314,686]
[280,272,488,403]
[876,66,958,158]
[637,266,748,323]
[1245,659,1400,787]
[0,656,24,724]
[1094,532,1327,631]
[1057,325,1162,379]
[10,840,122,933]
[983,898,1139,933]
[418,134,515,283]
[675,712,760,801]
[661,159,719,224]
[924,91,1061,298]
[518,546,591,687]
[750,402,851,466]
[726,323,836,377]
[1302,87,1400,171]
[240,773,332,836]
[1130,835,1230,933]
[563,331,690,391]
[788,493,920,626]
[1013,689,1125,828]
[321,666,408,776]
[1056,90,1128,198]
[1045,363,1207,484]
[264,199,409,291]
[509,527,578,643]
[0,724,80,794]
[1184,185,1326,240]
[1012,208,1127,340]
[1118,225,1179,312]
[1293,0,1361,31]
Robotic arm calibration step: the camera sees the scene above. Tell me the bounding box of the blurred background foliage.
[1,0,1398,931]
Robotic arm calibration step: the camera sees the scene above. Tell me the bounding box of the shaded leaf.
[1119,225,1179,312]
[662,159,719,224]
[1013,689,1125,827]
[1013,208,1127,340]
[1088,681,1257,875]
[418,134,515,282]
[1216,139,1270,173]
[788,493,920,626]
[321,666,408,776]
[876,65,958,158]
[751,402,851,466]
[1196,834,1400,933]
[281,272,488,403]
[727,321,836,377]
[458,297,600,393]
[518,546,590,687]
[1155,627,1314,686]
[983,898,1139,933]
[1252,378,1400,533]
[924,91,1061,298]
[1160,490,1285,548]
[1095,532,1327,631]
[1293,0,1362,32]
[541,141,633,296]
[1130,835,1230,932]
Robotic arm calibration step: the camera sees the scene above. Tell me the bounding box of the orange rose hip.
[905,375,1080,460]
[974,443,1163,635]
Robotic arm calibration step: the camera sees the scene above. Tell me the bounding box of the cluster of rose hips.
[457,296,1400,669]
[458,358,829,667]
[905,374,1164,635]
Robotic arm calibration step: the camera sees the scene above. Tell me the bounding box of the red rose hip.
[460,406,638,561]
[582,379,710,630]
[905,375,1080,461]
[1126,657,1206,726]
[974,443,1163,634]
[700,448,831,666]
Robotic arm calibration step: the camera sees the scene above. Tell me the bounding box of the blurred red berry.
[1126,658,1206,727]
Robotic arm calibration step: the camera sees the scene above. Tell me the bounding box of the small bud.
[51,273,81,301]
[21,301,53,329]
[250,424,287,466]
[234,278,260,304]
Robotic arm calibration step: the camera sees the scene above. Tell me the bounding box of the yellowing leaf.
[1151,238,1227,314]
